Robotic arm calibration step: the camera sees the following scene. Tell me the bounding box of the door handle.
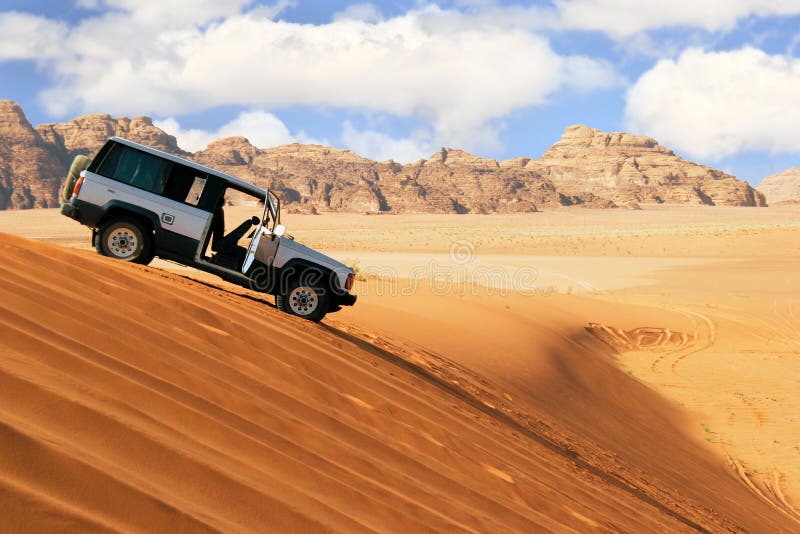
[107,189,116,193]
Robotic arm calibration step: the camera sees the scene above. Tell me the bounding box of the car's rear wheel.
[95,217,154,265]
[277,275,329,322]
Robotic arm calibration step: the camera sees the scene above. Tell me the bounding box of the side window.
[95,144,171,194]
[95,143,122,178]
[163,164,209,208]
[196,175,226,212]
[87,140,115,174]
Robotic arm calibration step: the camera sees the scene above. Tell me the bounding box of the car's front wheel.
[95,217,154,265]
[276,275,329,322]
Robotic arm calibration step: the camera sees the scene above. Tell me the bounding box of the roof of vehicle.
[109,136,268,198]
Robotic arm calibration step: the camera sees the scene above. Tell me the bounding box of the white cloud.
[333,3,382,23]
[0,12,67,60]
[7,1,798,163]
[554,0,800,38]
[450,1,800,39]
[214,110,291,148]
[152,118,211,152]
[155,109,323,152]
[625,47,800,160]
[788,32,800,56]
[452,0,500,7]
[6,4,619,157]
[341,121,437,163]
[74,0,270,27]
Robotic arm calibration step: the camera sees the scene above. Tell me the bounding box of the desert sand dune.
[333,281,800,529]
[0,233,699,531]
[1,206,799,531]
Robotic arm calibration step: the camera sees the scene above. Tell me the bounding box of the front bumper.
[337,292,357,307]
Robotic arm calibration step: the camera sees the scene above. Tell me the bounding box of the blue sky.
[1,1,799,185]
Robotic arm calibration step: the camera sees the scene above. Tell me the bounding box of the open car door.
[242,199,270,274]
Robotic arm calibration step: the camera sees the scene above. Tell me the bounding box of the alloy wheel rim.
[289,286,318,315]
[108,228,138,258]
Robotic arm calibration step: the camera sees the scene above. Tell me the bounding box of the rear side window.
[163,164,209,207]
[95,143,172,194]
[87,141,114,174]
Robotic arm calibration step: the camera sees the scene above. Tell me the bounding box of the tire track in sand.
[723,448,800,524]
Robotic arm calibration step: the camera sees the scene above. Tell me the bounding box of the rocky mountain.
[0,100,186,210]
[192,125,765,212]
[757,168,800,204]
[526,125,766,207]
[193,139,563,213]
[0,101,65,209]
[36,113,187,166]
[0,99,767,211]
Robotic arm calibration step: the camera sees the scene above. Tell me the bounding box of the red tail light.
[73,175,84,197]
[345,273,355,291]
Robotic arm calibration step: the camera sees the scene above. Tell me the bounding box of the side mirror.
[273,224,286,237]
[250,216,260,225]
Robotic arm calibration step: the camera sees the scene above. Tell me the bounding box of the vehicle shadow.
[177,274,277,309]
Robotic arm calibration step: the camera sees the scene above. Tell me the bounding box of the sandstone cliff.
[0,101,65,209]
[757,168,800,204]
[194,139,390,213]
[36,113,186,165]
[193,140,560,213]
[530,125,766,207]
[0,100,767,212]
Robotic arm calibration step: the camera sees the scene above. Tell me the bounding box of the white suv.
[61,137,356,322]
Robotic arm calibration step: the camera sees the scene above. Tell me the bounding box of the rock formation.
[757,168,800,204]
[0,100,768,212]
[36,113,187,166]
[194,140,556,213]
[0,101,65,209]
[206,125,765,211]
[195,139,387,212]
[530,125,766,207]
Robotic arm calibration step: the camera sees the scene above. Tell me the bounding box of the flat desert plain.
[0,205,799,531]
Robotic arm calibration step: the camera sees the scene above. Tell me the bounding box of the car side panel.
[273,237,351,291]
[158,229,201,260]
[254,233,280,266]
[78,171,211,241]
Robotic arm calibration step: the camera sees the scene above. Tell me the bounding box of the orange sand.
[0,205,798,531]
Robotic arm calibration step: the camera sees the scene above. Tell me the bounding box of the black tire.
[96,217,154,265]
[276,272,329,322]
[63,155,91,201]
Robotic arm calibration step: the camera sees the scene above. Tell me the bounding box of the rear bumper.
[60,202,80,220]
[60,199,105,228]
